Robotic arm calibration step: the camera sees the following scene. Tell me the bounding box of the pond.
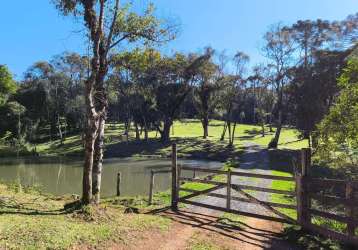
[0,157,222,197]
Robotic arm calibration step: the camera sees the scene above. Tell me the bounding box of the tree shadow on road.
[234,146,299,175]
[148,208,299,249]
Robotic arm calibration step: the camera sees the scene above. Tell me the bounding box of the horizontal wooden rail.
[179,177,224,186]
[181,166,296,181]
[179,173,220,185]
[180,166,227,175]
[309,193,358,206]
[309,208,358,226]
[180,178,295,196]
[180,185,297,210]
[306,223,358,246]
[232,184,297,224]
[151,169,172,174]
[307,177,358,188]
[231,171,295,181]
[212,192,296,210]
[180,199,294,224]
[179,185,225,201]
[173,147,358,246]
[201,173,220,181]
[232,184,296,196]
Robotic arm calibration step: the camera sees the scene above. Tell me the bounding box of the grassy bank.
[0,183,171,249]
[0,119,308,160]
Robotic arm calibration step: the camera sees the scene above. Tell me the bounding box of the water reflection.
[0,157,222,197]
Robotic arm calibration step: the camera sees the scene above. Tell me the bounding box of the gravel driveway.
[189,142,275,217]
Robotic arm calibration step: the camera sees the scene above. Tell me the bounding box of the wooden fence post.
[227,169,232,209]
[148,170,155,205]
[116,172,121,197]
[346,181,355,237]
[171,143,178,211]
[297,148,311,226]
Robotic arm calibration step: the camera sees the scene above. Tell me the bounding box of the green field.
[1,119,308,160]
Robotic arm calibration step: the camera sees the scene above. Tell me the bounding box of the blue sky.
[1,0,357,79]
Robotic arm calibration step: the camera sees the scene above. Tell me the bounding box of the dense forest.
[1,3,358,202]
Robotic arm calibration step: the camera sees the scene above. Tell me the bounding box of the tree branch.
[106,0,120,53]
[109,33,131,49]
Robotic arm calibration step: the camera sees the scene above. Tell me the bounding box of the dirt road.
[124,143,299,250]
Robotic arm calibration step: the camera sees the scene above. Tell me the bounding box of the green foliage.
[288,49,348,144]
[282,225,343,250]
[0,65,17,106]
[52,0,79,16]
[113,3,174,44]
[316,58,358,168]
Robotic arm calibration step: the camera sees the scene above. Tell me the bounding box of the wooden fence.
[169,144,358,246]
[148,168,171,205]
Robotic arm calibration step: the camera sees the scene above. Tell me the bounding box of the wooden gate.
[169,144,358,246]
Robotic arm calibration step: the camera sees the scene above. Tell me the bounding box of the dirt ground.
[109,143,299,250]
[109,208,298,250]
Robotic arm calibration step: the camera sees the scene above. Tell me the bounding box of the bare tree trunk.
[143,118,149,141]
[82,53,102,204]
[160,119,172,142]
[92,116,105,204]
[268,110,282,148]
[64,120,67,141]
[48,108,52,141]
[135,122,140,140]
[82,115,98,204]
[261,121,265,137]
[229,122,237,146]
[269,113,273,132]
[220,121,227,141]
[227,120,232,145]
[144,127,148,141]
[57,115,64,145]
[202,116,209,139]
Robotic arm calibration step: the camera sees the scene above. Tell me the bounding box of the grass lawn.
[0,183,171,250]
[2,119,308,160]
[270,170,296,220]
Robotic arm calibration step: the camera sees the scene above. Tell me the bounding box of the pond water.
[0,157,222,197]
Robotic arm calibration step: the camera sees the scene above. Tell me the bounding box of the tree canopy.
[316,58,358,168]
[0,65,17,105]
